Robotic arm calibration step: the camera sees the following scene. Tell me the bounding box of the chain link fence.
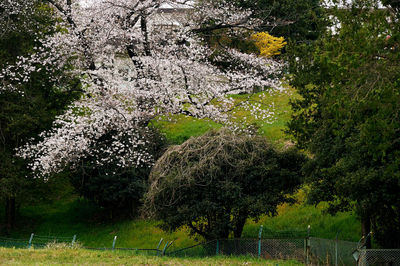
[30,234,76,248]
[167,240,218,257]
[358,249,400,266]
[1,230,400,265]
[260,238,306,260]
[0,233,76,249]
[0,236,30,248]
[166,238,305,261]
[84,247,159,256]
[308,237,358,265]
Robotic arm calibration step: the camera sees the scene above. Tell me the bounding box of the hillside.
[152,87,296,145]
[0,87,361,250]
[3,194,360,249]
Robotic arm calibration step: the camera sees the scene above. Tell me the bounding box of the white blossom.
[2,0,286,176]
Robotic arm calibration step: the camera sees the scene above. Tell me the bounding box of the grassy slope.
[0,248,303,265]
[3,87,360,252]
[12,197,198,249]
[244,203,360,242]
[9,195,360,250]
[153,88,296,145]
[151,88,360,242]
[150,87,360,243]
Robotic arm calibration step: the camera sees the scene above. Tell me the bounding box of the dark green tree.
[144,129,306,240]
[69,127,166,218]
[0,2,80,232]
[288,0,400,248]
[196,0,326,60]
[235,0,326,42]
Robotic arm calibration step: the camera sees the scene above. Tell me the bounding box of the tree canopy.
[0,0,80,231]
[288,0,400,248]
[235,0,325,42]
[69,126,166,218]
[145,129,306,240]
[1,0,288,177]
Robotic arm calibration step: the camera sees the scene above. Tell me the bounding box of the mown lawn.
[0,247,304,265]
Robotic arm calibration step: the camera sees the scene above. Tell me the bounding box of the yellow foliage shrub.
[251,32,287,57]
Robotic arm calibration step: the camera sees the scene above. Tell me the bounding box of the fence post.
[335,230,340,266]
[156,238,163,256]
[165,241,173,255]
[258,225,263,258]
[112,236,117,251]
[162,241,169,256]
[216,240,219,255]
[71,235,76,247]
[306,225,310,265]
[28,233,34,248]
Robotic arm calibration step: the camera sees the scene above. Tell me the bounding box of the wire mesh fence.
[84,246,160,256]
[358,249,400,266]
[0,236,31,248]
[308,237,358,265]
[0,233,76,249]
[1,230,399,266]
[167,240,218,257]
[166,238,306,261]
[260,238,306,261]
[31,234,76,248]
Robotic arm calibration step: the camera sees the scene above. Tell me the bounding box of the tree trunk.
[5,196,16,234]
[233,210,248,238]
[361,216,371,248]
[140,16,151,56]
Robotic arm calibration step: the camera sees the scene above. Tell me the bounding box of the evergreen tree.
[0,1,79,232]
[288,0,400,248]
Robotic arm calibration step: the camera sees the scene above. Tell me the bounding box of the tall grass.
[243,203,360,242]
[0,248,304,265]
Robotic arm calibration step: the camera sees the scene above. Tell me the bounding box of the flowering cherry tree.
[1,0,286,176]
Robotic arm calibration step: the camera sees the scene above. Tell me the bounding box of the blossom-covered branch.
[2,0,286,176]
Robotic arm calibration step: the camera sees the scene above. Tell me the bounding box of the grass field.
[152,88,296,145]
[0,247,304,265]
[6,191,360,250]
[243,190,361,242]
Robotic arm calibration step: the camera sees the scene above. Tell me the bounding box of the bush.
[144,129,306,240]
[70,126,166,218]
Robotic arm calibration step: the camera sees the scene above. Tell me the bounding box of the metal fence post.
[216,240,219,255]
[258,225,263,258]
[162,241,169,256]
[335,231,340,266]
[28,233,34,248]
[71,235,76,247]
[306,225,310,265]
[156,238,163,256]
[112,236,117,250]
